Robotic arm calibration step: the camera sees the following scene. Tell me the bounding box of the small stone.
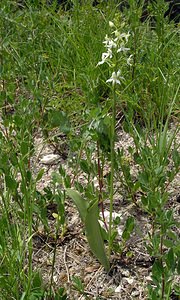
[40,154,60,165]
[124,277,134,284]
[121,269,130,277]
[115,285,122,293]
[131,290,140,296]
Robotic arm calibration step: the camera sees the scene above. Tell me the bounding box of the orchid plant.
[67,21,133,270]
[97,21,132,256]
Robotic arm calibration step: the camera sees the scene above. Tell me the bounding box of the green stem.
[18,161,33,296]
[160,233,165,299]
[108,85,116,258]
[97,142,108,231]
[50,227,58,297]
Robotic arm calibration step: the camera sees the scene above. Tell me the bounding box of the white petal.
[120,32,130,42]
[97,60,104,66]
[117,70,121,76]
[107,40,117,49]
[106,78,113,83]
[117,46,130,53]
[127,54,133,66]
[115,79,121,85]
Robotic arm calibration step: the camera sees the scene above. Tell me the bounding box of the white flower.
[114,31,130,42]
[103,34,111,45]
[103,35,117,49]
[117,45,130,53]
[127,54,133,66]
[107,39,117,49]
[114,30,121,40]
[120,31,130,42]
[106,48,113,58]
[106,70,124,85]
[97,48,113,66]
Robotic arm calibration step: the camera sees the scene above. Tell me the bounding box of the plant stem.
[160,234,165,299]
[108,85,116,258]
[71,141,84,186]
[97,142,108,231]
[18,161,33,296]
[50,229,58,298]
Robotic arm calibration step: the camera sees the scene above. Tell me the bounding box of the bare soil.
[31,125,180,300]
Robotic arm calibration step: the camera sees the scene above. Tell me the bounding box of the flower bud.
[109,21,115,28]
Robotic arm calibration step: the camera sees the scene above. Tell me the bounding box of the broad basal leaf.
[66,189,88,222]
[85,201,110,272]
[66,189,110,271]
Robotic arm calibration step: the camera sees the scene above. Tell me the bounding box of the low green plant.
[72,275,90,300]
[72,275,105,300]
[123,83,180,299]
